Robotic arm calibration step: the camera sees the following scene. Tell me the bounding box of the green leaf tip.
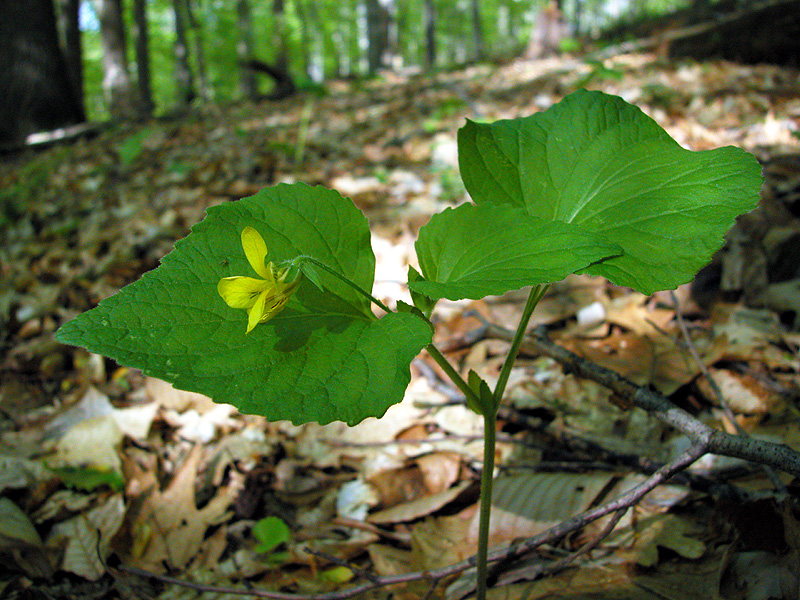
[56,183,432,426]
[457,89,763,295]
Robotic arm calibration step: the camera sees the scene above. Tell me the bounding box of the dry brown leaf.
[697,368,782,414]
[605,293,675,336]
[612,513,706,568]
[0,497,53,578]
[368,480,473,525]
[415,451,462,495]
[468,473,616,548]
[412,508,476,571]
[369,466,429,510]
[128,446,243,571]
[47,494,125,580]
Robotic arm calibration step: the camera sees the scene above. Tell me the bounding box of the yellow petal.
[241,227,270,279]
[281,277,301,297]
[260,293,290,323]
[218,276,270,309]
[264,261,278,287]
[246,291,268,333]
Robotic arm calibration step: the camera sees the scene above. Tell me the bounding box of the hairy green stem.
[492,284,548,406]
[299,256,392,314]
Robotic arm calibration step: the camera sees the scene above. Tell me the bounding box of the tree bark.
[237,0,258,100]
[527,1,564,58]
[173,0,196,105]
[185,0,210,101]
[93,0,141,119]
[266,0,294,97]
[132,0,154,116]
[272,0,291,74]
[470,0,485,61]
[55,0,85,117]
[241,59,295,99]
[366,0,390,74]
[0,0,84,145]
[424,0,436,70]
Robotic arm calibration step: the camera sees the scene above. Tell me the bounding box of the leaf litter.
[1,49,800,599]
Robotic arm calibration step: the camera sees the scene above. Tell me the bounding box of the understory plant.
[56,89,764,599]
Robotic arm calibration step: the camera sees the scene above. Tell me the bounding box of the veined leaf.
[56,184,431,425]
[411,203,621,300]
[458,89,762,294]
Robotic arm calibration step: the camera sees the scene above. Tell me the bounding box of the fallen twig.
[116,441,712,599]
[517,325,800,477]
[669,291,785,491]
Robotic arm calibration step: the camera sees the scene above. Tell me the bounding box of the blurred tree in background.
[0,0,85,145]
[1,0,795,144]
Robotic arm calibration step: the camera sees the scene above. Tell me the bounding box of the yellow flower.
[218,227,300,333]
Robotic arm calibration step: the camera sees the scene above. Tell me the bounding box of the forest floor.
[2,49,800,600]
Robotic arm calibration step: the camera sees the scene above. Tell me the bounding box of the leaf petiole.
[295,256,392,314]
[492,283,548,408]
[425,343,481,409]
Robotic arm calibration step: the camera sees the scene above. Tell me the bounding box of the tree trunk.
[424,0,436,70]
[527,1,564,58]
[237,0,258,100]
[93,0,141,119]
[268,0,294,96]
[55,0,85,117]
[132,0,154,116]
[366,0,390,74]
[173,0,196,105]
[272,0,288,73]
[185,0,210,101]
[0,0,84,145]
[470,0,485,61]
[293,0,312,80]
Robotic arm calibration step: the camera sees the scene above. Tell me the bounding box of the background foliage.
[75,0,704,120]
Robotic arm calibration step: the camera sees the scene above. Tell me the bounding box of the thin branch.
[302,547,380,584]
[516,325,800,477]
[669,291,785,491]
[494,507,627,587]
[494,441,710,562]
[668,291,742,433]
[117,443,710,600]
[114,316,800,599]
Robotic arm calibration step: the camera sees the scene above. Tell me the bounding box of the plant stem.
[476,408,497,600]
[425,343,480,407]
[300,256,392,314]
[476,284,548,599]
[492,284,548,405]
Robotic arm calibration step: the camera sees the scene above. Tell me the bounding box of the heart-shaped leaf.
[458,89,762,294]
[410,203,621,300]
[56,184,432,425]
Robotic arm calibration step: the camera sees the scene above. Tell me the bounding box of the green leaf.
[56,183,432,425]
[319,566,354,584]
[458,89,763,294]
[253,516,290,554]
[410,203,621,301]
[50,465,125,492]
[298,259,324,291]
[467,369,493,415]
[407,266,437,317]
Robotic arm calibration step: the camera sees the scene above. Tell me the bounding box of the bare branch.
[116,442,711,600]
[518,325,800,477]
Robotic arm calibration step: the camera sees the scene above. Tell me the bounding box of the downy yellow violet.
[218,227,300,333]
